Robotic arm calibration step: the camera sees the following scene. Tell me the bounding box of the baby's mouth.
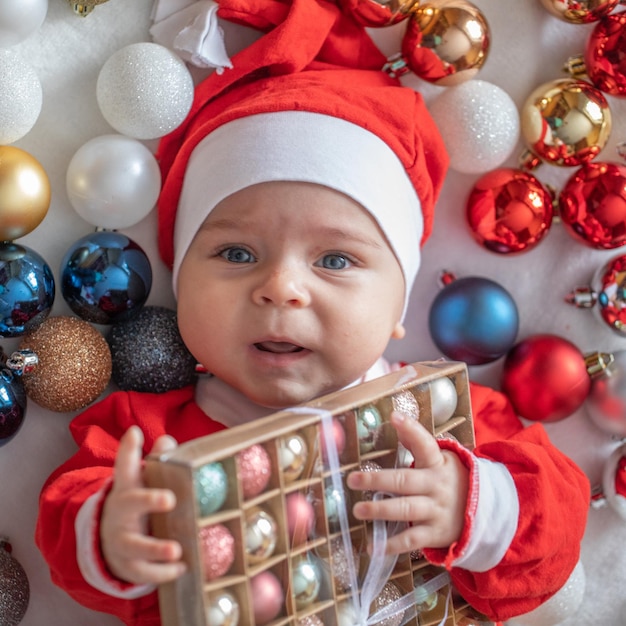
[254,341,304,354]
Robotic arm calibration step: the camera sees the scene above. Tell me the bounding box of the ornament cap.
[6,350,39,377]
[584,350,615,377]
[518,149,542,171]
[565,286,597,308]
[563,54,586,78]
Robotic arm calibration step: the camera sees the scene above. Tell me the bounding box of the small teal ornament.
[194,462,228,517]
[428,273,519,365]
[0,242,54,338]
[356,404,382,453]
[60,231,152,325]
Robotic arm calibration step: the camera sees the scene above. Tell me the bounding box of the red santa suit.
[36,362,590,626]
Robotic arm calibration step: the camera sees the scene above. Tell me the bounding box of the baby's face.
[176,181,406,409]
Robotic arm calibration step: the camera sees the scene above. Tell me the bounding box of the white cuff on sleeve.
[75,488,155,600]
[452,457,519,572]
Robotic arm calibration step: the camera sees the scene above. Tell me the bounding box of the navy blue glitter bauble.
[60,231,152,325]
[0,243,54,338]
[428,276,519,365]
[0,368,26,447]
[107,306,197,393]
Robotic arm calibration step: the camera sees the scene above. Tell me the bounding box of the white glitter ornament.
[0,50,42,144]
[0,0,47,48]
[428,80,520,175]
[506,560,586,626]
[96,42,194,140]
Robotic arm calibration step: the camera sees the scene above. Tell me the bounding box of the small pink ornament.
[320,418,346,463]
[371,581,404,626]
[236,444,271,499]
[198,524,235,581]
[250,570,284,625]
[297,615,324,626]
[285,492,315,545]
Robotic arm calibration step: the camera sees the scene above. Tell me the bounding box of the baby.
[36,1,590,625]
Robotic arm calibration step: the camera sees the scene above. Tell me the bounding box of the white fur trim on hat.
[174,111,423,315]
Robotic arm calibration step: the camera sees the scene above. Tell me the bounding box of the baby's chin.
[242,379,347,410]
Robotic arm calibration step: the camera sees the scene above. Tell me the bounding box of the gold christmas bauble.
[19,316,112,412]
[521,78,611,167]
[538,0,618,24]
[0,146,50,242]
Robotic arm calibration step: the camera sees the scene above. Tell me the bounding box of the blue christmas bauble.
[0,242,54,338]
[428,276,519,365]
[0,368,26,447]
[60,231,152,325]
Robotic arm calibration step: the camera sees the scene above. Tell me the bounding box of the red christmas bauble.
[559,162,626,249]
[585,11,626,97]
[466,168,554,253]
[501,334,591,422]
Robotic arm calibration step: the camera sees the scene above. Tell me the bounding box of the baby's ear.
[391,321,406,340]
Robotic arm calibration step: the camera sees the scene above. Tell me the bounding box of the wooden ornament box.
[146,361,492,626]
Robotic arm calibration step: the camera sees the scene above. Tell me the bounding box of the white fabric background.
[1,0,625,624]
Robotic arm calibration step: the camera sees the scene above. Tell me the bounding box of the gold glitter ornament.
[521,78,612,168]
[19,316,112,412]
[68,0,110,17]
[0,146,50,242]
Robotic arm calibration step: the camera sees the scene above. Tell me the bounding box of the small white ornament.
[96,42,194,140]
[66,134,162,229]
[428,80,520,175]
[0,0,47,48]
[0,50,42,144]
[430,376,458,426]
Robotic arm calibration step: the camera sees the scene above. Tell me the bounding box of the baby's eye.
[318,253,351,270]
[220,246,255,263]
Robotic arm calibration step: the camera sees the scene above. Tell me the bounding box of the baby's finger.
[114,487,177,520]
[118,556,186,586]
[347,466,431,497]
[391,411,443,470]
[113,532,183,565]
[112,426,145,492]
[352,493,434,524]
[150,434,177,456]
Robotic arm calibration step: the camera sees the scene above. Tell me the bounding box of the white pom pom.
[0,0,47,48]
[0,50,42,144]
[506,560,586,626]
[429,80,520,175]
[96,42,194,140]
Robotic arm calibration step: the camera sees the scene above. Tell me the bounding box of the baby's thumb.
[150,434,178,456]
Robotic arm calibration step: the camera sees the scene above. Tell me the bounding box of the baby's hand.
[100,426,186,585]
[347,411,469,555]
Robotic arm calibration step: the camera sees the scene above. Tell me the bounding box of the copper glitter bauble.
[19,316,112,412]
[466,168,554,254]
[0,539,29,626]
[198,524,235,581]
[558,161,626,249]
[370,581,404,626]
[585,11,626,96]
[521,78,611,167]
[0,146,50,241]
[538,0,618,24]
[401,0,490,85]
[337,0,418,27]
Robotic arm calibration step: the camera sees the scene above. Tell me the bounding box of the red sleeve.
[439,383,591,622]
[35,387,225,626]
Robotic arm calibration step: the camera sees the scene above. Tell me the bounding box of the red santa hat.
[155,0,448,311]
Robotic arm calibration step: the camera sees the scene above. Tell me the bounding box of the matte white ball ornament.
[428,79,520,175]
[0,50,42,144]
[96,42,194,140]
[66,134,162,229]
[0,0,47,48]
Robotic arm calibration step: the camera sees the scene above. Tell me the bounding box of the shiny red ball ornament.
[501,334,591,422]
[337,0,417,27]
[558,161,626,249]
[466,168,554,253]
[585,11,626,97]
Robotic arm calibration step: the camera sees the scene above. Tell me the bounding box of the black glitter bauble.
[107,306,197,393]
[0,540,29,626]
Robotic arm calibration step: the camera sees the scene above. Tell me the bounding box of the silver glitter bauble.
[107,306,197,393]
[0,540,29,626]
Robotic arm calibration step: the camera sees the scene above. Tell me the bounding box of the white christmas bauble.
[506,560,586,626]
[0,0,47,48]
[96,42,194,140]
[429,376,458,426]
[428,80,520,175]
[66,134,161,229]
[0,50,42,144]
